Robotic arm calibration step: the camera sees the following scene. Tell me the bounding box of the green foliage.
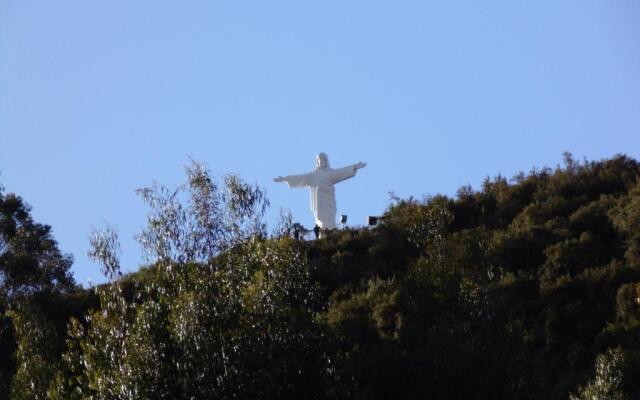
[570,346,640,400]
[48,318,89,400]
[0,186,76,400]
[325,277,404,399]
[0,188,74,301]
[616,282,640,321]
[46,162,331,400]
[8,303,61,400]
[4,154,640,399]
[316,154,640,399]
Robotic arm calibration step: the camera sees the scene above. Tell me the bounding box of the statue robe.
[281,164,359,229]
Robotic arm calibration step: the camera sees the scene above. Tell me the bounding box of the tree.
[569,347,631,400]
[7,154,640,400]
[49,161,333,399]
[7,303,61,400]
[0,186,74,302]
[0,185,74,400]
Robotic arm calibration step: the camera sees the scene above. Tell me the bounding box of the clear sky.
[1,1,639,285]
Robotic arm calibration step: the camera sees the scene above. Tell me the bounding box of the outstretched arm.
[331,162,366,184]
[354,162,366,170]
[273,172,314,188]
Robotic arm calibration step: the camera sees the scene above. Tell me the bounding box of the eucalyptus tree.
[50,161,332,400]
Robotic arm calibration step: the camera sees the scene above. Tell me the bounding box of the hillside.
[2,154,640,399]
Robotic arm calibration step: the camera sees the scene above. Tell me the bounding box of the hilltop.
[2,154,640,399]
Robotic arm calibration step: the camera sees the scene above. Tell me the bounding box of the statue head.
[315,153,329,170]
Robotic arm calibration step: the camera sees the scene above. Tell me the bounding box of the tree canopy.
[0,188,74,303]
[0,186,76,399]
[3,154,640,399]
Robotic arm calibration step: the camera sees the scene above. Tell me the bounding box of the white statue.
[274,153,366,230]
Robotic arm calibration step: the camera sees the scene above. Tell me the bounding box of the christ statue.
[274,153,366,230]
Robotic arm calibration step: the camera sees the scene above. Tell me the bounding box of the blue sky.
[1,1,639,285]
